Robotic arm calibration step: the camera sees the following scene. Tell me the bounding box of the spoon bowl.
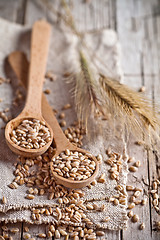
[5,116,53,157]
[50,147,99,189]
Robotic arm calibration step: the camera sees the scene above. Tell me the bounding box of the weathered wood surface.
[0,0,160,239]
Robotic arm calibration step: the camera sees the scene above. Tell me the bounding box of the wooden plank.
[23,223,52,240]
[116,0,160,240]
[0,0,22,23]
[117,1,158,239]
[0,1,25,238]
[25,0,59,26]
[142,12,160,239]
[0,223,22,239]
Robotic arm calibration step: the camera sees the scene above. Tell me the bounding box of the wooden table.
[0,0,159,239]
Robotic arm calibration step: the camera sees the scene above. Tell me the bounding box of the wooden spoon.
[8,51,99,189]
[5,20,53,157]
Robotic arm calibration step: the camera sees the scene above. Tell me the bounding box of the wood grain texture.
[116,1,160,240]
[0,0,160,239]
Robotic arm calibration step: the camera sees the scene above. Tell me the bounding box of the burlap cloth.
[0,18,128,230]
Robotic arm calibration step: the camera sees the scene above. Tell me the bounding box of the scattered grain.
[113,199,119,206]
[127,210,133,218]
[139,86,146,92]
[96,231,105,236]
[104,216,110,222]
[60,120,66,127]
[126,185,134,191]
[129,166,138,172]
[98,173,106,183]
[153,181,158,190]
[134,161,141,167]
[26,194,35,200]
[62,103,71,110]
[128,157,134,163]
[23,233,31,239]
[139,223,145,230]
[37,233,46,238]
[134,191,141,198]
[132,214,139,223]
[2,196,7,204]
[45,71,56,81]
[59,112,65,119]
[24,227,29,232]
[96,154,102,163]
[141,198,147,205]
[128,203,135,209]
[55,229,60,239]
[0,236,5,240]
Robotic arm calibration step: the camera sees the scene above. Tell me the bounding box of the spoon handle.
[8,51,73,152]
[23,20,51,118]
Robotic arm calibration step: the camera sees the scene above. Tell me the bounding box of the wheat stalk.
[99,74,160,137]
[73,51,105,131]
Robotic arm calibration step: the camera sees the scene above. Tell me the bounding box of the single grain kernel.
[45,71,56,81]
[96,231,105,236]
[141,198,147,205]
[62,103,71,110]
[10,228,19,233]
[129,166,138,172]
[96,154,102,163]
[139,86,146,92]
[26,194,35,200]
[37,233,46,238]
[48,231,52,237]
[128,157,134,163]
[23,233,31,239]
[44,89,51,94]
[128,203,135,209]
[2,196,7,204]
[59,112,65,119]
[104,216,110,222]
[24,227,29,232]
[126,185,134,191]
[113,199,119,206]
[127,210,133,218]
[98,173,106,183]
[134,161,141,167]
[153,181,158,190]
[134,191,141,198]
[55,230,60,239]
[59,229,67,236]
[86,203,94,210]
[132,214,139,223]
[60,120,66,127]
[139,223,145,230]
